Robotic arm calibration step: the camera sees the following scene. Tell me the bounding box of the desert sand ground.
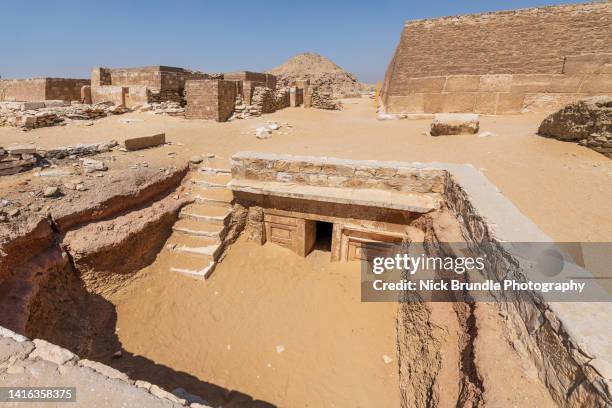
[1,98,601,407]
[2,98,610,241]
[97,238,401,407]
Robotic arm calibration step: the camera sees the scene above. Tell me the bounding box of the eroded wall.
[382,2,612,114]
[91,66,208,105]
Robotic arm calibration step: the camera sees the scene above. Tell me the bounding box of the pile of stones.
[0,144,38,176]
[231,95,261,119]
[538,96,611,158]
[311,89,342,110]
[138,102,185,116]
[0,101,129,130]
[274,87,290,111]
[42,140,118,160]
[231,86,290,120]
[251,86,276,114]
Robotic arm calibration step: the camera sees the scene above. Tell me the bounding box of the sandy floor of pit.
[101,238,400,407]
[1,98,611,241]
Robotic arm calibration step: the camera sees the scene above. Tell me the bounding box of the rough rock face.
[267,52,364,97]
[430,114,480,136]
[538,96,611,158]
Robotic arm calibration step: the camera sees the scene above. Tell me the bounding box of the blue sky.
[0,0,583,82]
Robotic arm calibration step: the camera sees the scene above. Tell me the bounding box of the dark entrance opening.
[315,221,333,252]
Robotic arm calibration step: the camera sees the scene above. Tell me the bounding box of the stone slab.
[229,179,441,213]
[123,133,166,151]
[6,144,36,155]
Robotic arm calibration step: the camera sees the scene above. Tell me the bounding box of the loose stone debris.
[538,96,612,158]
[0,101,128,130]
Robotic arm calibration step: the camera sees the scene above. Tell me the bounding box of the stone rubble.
[138,101,185,116]
[254,121,287,139]
[538,96,611,158]
[230,87,291,120]
[0,144,38,176]
[42,140,118,160]
[311,89,342,110]
[0,101,129,130]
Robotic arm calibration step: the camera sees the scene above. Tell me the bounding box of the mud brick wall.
[185,79,236,122]
[0,79,46,101]
[0,78,89,102]
[45,78,90,101]
[382,2,612,114]
[91,86,126,106]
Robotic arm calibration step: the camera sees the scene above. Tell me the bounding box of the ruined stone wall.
[91,66,208,105]
[185,79,236,122]
[0,78,89,102]
[382,2,612,114]
[224,72,276,90]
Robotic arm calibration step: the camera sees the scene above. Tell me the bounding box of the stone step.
[191,172,232,186]
[173,243,222,259]
[164,251,215,278]
[179,204,231,225]
[169,256,216,279]
[193,187,234,204]
[172,219,226,241]
[166,234,220,250]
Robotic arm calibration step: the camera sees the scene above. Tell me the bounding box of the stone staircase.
[165,156,233,279]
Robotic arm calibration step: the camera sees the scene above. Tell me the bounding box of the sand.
[2,98,610,242]
[101,238,400,407]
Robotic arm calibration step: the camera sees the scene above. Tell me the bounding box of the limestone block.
[79,359,129,381]
[475,93,497,114]
[579,74,612,93]
[423,93,444,113]
[479,75,513,92]
[496,93,525,114]
[510,74,581,93]
[563,54,612,75]
[386,94,425,113]
[430,113,480,136]
[441,93,477,113]
[29,339,77,365]
[408,76,446,93]
[7,144,36,155]
[124,133,166,151]
[522,93,582,114]
[444,75,480,92]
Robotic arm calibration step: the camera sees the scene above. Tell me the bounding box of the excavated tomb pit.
[0,152,610,407]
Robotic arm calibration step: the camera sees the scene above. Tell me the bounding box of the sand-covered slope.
[267,52,367,97]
